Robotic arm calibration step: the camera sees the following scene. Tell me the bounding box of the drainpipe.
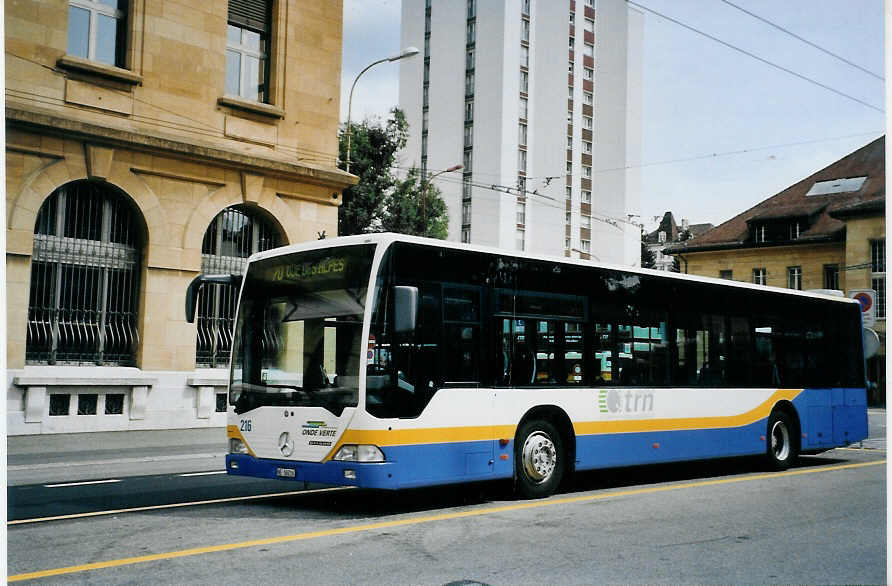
[677,253,689,274]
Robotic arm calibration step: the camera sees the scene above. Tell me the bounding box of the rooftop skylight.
[806,176,867,196]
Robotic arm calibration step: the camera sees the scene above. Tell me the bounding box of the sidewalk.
[7,428,228,486]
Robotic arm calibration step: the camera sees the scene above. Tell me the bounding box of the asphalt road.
[7,448,885,585]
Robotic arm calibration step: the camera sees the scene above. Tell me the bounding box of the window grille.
[27,181,142,366]
[196,205,282,367]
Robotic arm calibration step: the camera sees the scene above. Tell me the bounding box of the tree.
[380,167,449,239]
[640,233,656,269]
[337,108,408,235]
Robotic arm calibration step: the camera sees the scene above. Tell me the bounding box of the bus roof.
[247,233,859,306]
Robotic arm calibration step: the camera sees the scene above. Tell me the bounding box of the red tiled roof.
[667,136,885,253]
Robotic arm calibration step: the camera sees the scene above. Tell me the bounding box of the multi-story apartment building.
[666,137,886,404]
[6,1,354,435]
[399,0,643,264]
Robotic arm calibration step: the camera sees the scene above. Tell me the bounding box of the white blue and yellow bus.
[186,233,868,498]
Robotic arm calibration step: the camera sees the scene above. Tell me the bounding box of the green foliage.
[640,235,657,269]
[337,108,408,235]
[337,108,449,239]
[381,167,449,239]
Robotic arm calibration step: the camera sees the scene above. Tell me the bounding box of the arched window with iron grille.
[27,180,144,366]
[196,204,283,367]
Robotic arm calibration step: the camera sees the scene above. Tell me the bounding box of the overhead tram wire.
[399,130,881,190]
[719,0,884,81]
[395,129,881,229]
[625,1,885,114]
[399,167,632,230]
[577,130,884,174]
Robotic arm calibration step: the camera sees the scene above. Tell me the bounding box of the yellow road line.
[7,486,354,526]
[9,459,884,582]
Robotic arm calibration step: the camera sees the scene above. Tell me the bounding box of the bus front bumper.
[226,453,399,489]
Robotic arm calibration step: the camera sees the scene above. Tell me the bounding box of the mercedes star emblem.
[278,432,295,457]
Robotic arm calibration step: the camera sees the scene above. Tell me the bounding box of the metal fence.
[196,205,282,368]
[27,181,142,366]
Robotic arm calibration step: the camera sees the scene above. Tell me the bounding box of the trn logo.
[598,389,654,414]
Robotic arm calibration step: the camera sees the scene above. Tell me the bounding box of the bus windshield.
[229,244,375,416]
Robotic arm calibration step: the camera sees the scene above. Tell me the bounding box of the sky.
[340,0,886,232]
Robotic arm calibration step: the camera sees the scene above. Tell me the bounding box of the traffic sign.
[848,289,876,328]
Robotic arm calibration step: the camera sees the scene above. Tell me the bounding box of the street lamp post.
[422,164,463,232]
[345,47,420,174]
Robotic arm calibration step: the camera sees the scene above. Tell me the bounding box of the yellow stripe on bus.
[574,388,802,435]
[323,389,802,457]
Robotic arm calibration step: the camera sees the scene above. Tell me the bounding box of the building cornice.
[664,234,841,255]
[6,106,357,190]
[828,199,886,220]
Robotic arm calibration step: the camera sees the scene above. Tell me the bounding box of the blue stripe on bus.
[228,388,867,490]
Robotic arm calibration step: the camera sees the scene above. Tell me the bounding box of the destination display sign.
[266,257,346,283]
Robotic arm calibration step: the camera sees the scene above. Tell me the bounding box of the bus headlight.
[333,444,385,462]
[229,438,249,454]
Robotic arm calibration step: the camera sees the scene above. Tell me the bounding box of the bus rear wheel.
[515,419,564,499]
[766,410,798,471]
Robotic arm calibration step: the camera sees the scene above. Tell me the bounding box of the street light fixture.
[345,47,420,174]
[422,164,463,230]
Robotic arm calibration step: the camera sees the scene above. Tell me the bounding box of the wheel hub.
[522,431,557,483]
[771,420,790,461]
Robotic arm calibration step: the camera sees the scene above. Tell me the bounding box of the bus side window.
[496,318,513,386]
[753,325,780,387]
[727,316,752,386]
[442,286,481,386]
[616,321,669,386]
[564,322,584,384]
[533,320,559,384]
[592,322,614,385]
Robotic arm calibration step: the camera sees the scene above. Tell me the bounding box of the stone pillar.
[197,386,215,419]
[24,386,46,423]
[139,267,198,371]
[130,385,149,420]
[7,255,32,369]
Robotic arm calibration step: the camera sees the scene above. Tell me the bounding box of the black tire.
[766,410,798,470]
[515,419,564,499]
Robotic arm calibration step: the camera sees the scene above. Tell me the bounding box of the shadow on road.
[235,453,853,520]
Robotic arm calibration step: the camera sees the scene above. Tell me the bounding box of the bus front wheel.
[515,419,564,499]
[766,410,798,471]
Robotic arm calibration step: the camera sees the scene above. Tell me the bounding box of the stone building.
[6,0,355,434]
[666,137,885,404]
[643,211,712,271]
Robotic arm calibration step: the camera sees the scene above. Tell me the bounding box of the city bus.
[186,233,868,498]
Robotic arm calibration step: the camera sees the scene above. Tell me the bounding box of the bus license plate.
[276,468,296,478]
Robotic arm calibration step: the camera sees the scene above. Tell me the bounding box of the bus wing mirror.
[393,286,419,334]
[185,273,243,323]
